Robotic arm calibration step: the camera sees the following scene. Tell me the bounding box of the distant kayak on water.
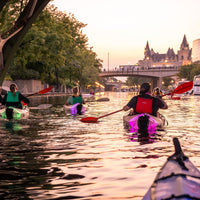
[165,95,181,100]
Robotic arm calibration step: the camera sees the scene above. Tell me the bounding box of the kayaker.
[2,83,29,109]
[65,86,85,115]
[123,82,168,117]
[152,87,162,99]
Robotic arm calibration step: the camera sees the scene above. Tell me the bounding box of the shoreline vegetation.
[0,3,102,90]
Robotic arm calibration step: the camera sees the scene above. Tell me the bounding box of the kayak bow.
[143,137,200,199]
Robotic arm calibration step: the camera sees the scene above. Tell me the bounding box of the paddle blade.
[21,101,27,106]
[173,81,193,94]
[80,117,98,123]
[38,86,53,94]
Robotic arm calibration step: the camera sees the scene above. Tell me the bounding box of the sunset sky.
[52,0,200,70]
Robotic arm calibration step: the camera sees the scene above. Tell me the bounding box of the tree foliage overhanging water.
[0,1,102,89]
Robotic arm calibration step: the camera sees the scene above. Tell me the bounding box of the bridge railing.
[101,66,181,74]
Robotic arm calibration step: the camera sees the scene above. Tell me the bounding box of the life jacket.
[7,91,19,102]
[6,91,22,108]
[72,95,83,104]
[135,96,153,114]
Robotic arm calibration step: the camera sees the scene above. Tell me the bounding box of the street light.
[74,62,82,92]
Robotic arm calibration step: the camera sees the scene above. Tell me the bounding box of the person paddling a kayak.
[65,86,85,115]
[152,87,163,99]
[123,82,168,117]
[2,83,29,109]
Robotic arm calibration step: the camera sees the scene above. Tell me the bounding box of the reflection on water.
[129,132,162,145]
[0,92,200,199]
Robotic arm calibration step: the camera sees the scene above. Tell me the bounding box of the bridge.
[99,66,180,88]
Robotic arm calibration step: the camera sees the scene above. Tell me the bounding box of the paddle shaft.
[97,109,123,119]
[26,86,53,97]
[26,92,40,97]
[22,87,53,106]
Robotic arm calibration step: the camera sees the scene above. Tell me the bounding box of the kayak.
[0,106,30,120]
[82,94,95,102]
[123,113,165,133]
[172,96,181,100]
[63,103,88,115]
[143,137,200,200]
[166,95,181,100]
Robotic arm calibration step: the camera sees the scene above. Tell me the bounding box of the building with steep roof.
[192,39,200,63]
[138,35,192,69]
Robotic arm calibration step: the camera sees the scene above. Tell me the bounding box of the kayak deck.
[143,138,200,200]
[0,106,29,120]
[123,113,165,132]
[63,104,88,115]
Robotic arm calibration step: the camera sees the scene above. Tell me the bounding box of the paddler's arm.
[2,93,7,105]
[123,105,134,115]
[82,98,85,104]
[80,95,85,104]
[160,98,168,109]
[65,96,73,105]
[123,105,131,111]
[123,96,136,113]
[19,93,30,104]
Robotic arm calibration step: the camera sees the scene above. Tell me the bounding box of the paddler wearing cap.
[123,82,168,117]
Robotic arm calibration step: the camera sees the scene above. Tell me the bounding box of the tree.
[176,64,200,81]
[0,0,51,85]
[126,77,151,86]
[190,64,200,80]
[162,77,175,87]
[8,5,101,88]
[1,2,103,89]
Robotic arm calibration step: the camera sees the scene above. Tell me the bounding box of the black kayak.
[143,137,200,200]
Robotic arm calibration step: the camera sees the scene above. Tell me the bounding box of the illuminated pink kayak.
[123,113,165,133]
[63,103,88,115]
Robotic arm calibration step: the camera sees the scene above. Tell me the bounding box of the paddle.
[162,81,193,97]
[26,86,53,97]
[29,104,52,110]
[81,81,193,123]
[22,86,53,106]
[80,109,123,123]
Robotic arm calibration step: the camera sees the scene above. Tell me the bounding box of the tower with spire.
[177,34,192,65]
[144,41,151,59]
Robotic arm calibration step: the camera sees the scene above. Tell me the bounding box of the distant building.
[138,35,192,69]
[192,39,200,63]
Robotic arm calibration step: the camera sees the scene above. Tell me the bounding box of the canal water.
[0,92,200,200]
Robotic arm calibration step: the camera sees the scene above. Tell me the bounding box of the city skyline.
[52,0,200,70]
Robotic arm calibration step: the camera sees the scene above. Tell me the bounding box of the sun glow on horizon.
[52,0,200,69]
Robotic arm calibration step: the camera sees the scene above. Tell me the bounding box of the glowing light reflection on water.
[0,92,200,199]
